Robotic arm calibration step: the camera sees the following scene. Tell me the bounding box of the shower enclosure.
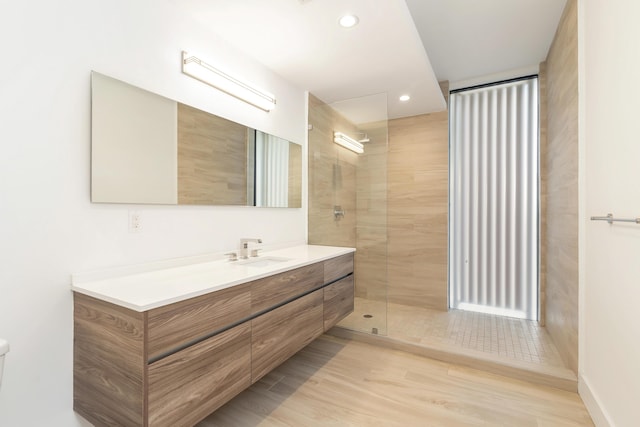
[307,86,570,384]
[307,93,389,335]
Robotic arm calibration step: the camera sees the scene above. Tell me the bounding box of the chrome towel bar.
[590,213,640,224]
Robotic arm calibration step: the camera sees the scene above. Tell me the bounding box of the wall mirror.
[91,72,302,208]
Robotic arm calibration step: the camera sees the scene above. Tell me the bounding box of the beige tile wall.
[355,122,389,302]
[544,0,579,374]
[387,86,449,310]
[539,62,548,327]
[307,94,358,248]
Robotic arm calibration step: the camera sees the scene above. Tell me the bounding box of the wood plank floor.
[198,335,593,427]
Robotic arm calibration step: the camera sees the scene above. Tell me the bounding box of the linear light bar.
[181,51,276,112]
[334,131,364,154]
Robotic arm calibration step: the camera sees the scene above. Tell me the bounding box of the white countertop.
[71,245,355,312]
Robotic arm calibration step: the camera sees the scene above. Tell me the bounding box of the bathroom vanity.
[71,245,354,427]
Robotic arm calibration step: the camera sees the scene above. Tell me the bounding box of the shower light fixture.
[399,94,411,102]
[334,131,364,154]
[181,51,276,112]
[358,132,370,143]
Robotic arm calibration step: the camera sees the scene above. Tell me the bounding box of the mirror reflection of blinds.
[448,76,539,321]
[255,131,290,208]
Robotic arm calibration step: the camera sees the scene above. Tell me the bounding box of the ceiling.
[406,0,567,84]
[176,0,567,123]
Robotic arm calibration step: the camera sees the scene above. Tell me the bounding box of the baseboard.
[578,374,614,427]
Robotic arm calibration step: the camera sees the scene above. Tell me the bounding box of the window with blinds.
[448,76,539,320]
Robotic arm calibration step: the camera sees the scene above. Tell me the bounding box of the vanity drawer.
[251,289,324,383]
[251,262,324,314]
[324,253,354,284]
[147,322,251,427]
[147,283,251,361]
[323,275,355,331]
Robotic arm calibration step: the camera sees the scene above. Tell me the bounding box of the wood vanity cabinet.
[323,253,355,330]
[250,263,324,314]
[251,290,324,383]
[323,275,355,331]
[74,293,146,427]
[147,283,252,361]
[73,252,354,427]
[147,323,251,426]
[324,253,354,283]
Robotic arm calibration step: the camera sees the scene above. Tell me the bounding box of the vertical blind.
[449,77,539,320]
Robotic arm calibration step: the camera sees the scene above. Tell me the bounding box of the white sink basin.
[234,256,292,268]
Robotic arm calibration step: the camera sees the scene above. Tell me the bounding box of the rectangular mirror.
[91,72,302,208]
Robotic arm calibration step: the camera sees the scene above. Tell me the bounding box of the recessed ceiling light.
[399,94,411,102]
[339,14,359,28]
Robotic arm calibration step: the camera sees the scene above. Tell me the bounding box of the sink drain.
[363,314,373,318]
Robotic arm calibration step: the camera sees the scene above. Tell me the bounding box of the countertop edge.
[71,245,355,312]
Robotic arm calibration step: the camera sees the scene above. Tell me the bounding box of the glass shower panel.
[308,93,389,336]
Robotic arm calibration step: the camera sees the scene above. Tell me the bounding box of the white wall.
[579,1,640,426]
[0,0,306,425]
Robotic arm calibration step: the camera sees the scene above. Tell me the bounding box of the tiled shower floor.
[338,297,566,369]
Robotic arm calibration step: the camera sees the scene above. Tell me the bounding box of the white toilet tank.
[0,338,9,388]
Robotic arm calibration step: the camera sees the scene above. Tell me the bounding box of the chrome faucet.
[239,238,262,259]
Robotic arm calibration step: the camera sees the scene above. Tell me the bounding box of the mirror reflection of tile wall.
[177,103,248,205]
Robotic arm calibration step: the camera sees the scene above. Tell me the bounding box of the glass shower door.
[308,93,389,335]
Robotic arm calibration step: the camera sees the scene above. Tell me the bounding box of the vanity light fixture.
[399,94,411,102]
[181,51,276,112]
[339,14,359,28]
[334,131,364,154]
